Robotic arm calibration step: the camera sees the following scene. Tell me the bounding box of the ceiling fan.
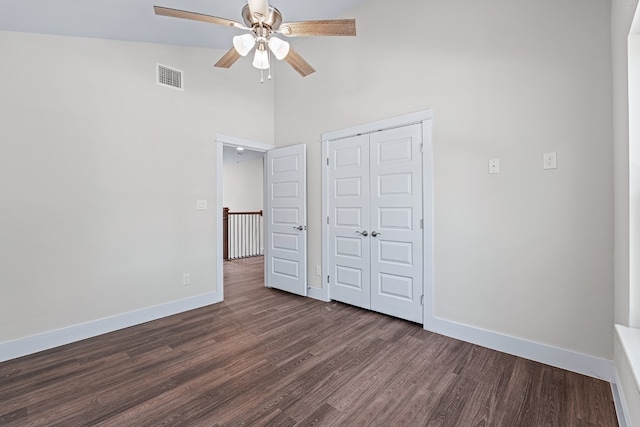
[154,0,356,79]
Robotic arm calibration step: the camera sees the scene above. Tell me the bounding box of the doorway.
[216,135,274,300]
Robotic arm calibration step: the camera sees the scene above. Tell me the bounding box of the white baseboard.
[424,316,613,382]
[0,291,222,363]
[307,285,330,302]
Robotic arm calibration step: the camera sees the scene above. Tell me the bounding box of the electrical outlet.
[196,200,207,210]
[543,152,557,169]
[315,265,322,276]
[489,158,500,174]
[183,273,191,286]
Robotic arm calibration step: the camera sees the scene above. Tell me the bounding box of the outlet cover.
[543,152,557,170]
[183,273,191,286]
[196,200,207,210]
[489,158,500,174]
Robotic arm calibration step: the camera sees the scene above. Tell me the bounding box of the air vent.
[157,64,183,91]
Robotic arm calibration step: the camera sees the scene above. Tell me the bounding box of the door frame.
[215,134,275,301]
[320,109,434,327]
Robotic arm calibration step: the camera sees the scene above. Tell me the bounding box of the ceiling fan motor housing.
[241,4,282,31]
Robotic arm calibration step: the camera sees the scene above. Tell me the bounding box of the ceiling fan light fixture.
[268,37,290,60]
[252,47,270,70]
[232,34,256,56]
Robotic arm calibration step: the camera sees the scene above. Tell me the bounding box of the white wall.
[0,31,274,343]
[223,157,264,212]
[612,0,635,331]
[274,0,613,359]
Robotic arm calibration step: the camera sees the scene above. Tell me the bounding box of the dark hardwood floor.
[0,256,618,426]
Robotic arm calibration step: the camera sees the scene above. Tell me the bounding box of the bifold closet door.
[369,124,423,323]
[328,124,423,323]
[327,134,371,310]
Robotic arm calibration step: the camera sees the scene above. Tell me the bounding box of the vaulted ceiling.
[0,0,366,49]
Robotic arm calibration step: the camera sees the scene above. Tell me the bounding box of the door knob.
[371,231,381,237]
[293,225,304,231]
[356,230,368,237]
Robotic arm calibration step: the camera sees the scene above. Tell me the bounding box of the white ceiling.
[223,145,264,165]
[0,0,365,50]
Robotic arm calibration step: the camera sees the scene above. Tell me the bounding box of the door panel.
[370,124,423,323]
[266,144,307,296]
[328,134,370,309]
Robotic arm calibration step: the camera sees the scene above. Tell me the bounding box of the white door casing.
[369,124,423,323]
[327,134,371,309]
[265,144,307,296]
[327,124,423,323]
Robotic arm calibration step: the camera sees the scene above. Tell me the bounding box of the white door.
[327,134,371,309]
[265,144,307,296]
[327,124,423,323]
[369,124,423,323]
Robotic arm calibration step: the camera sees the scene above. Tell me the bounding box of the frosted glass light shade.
[268,37,290,60]
[252,48,270,69]
[233,34,256,56]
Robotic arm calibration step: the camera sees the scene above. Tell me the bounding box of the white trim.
[320,140,330,302]
[216,141,224,299]
[321,110,433,142]
[0,291,222,363]
[422,118,435,328]
[215,134,274,299]
[216,134,275,152]
[616,324,640,387]
[426,316,613,381]
[307,285,330,302]
[614,324,640,426]
[612,369,631,427]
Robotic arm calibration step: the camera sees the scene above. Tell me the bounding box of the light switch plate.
[489,158,500,174]
[543,152,557,170]
[196,199,207,210]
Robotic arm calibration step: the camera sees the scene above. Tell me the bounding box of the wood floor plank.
[0,256,619,426]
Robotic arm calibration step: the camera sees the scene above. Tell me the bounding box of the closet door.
[328,134,371,309]
[369,124,423,323]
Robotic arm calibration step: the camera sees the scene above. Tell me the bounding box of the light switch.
[543,152,557,170]
[489,158,500,174]
[196,199,207,210]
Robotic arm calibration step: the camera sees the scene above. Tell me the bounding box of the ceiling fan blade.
[247,0,270,21]
[154,6,245,29]
[279,19,356,37]
[284,48,316,77]
[214,47,242,68]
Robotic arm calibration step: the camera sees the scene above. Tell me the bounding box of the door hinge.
[327,216,330,225]
[420,143,424,153]
[421,295,424,306]
[327,275,330,283]
[326,157,329,166]
[420,219,423,229]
